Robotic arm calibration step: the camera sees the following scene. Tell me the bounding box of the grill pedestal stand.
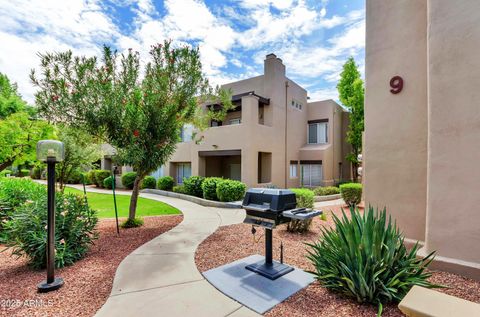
[245,228,294,280]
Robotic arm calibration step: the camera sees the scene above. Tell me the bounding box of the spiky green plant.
[306,206,440,316]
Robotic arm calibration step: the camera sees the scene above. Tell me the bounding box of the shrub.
[287,188,315,233]
[94,170,111,188]
[216,179,246,202]
[87,170,97,185]
[173,185,186,194]
[103,176,114,189]
[157,176,175,191]
[314,186,340,196]
[183,176,205,197]
[17,169,31,177]
[201,177,223,201]
[81,172,92,185]
[121,172,137,189]
[339,183,362,206]
[121,217,144,228]
[0,169,13,178]
[2,179,98,268]
[306,206,439,315]
[66,169,83,184]
[31,167,43,180]
[141,176,156,189]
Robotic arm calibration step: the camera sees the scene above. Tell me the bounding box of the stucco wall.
[425,0,480,264]
[364,0,428,241]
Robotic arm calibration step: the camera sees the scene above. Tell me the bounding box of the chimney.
[264,53,286,79]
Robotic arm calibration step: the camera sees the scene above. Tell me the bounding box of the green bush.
[87,170,96,185]
[31,167,43,180]
[17,169,30,177]
[173,185,186,194]
[183,176,205,197]
[0,169,13,178]
[157,176,175,191]
[216,179,246,202]
[141,176,156,189]
[1,178,98,268]
[287,188,315,233]
[306,206,439,315]
[66,169,83,184]
[339,183,362,206]
[121,172,137,189]
[103,176,114,189]
[94,170,111,188]
[313,186,340,196]
[81,172,92,185]
[121,217,144,228]
[201,177,223,201]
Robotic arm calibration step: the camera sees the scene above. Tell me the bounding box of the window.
[229,118,241,125]
[176,163,191,184]
[291,99,303,110]
[301,162,322,187]
[308,121,328,144]
[290,161,298,178]
[211,120,222,127]
[180,124,193,142]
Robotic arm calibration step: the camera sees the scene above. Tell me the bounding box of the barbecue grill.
[242,188,322,280]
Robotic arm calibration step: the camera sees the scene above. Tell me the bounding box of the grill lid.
[242,188,297,212]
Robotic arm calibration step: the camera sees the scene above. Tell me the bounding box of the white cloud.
[308,87,338,102]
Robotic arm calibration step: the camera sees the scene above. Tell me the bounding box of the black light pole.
[36,140,64,293]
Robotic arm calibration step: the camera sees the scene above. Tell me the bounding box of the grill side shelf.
[282,209,323,220]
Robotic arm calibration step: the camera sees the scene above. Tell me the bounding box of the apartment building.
[159,54,351,188]
[364,0,480,278]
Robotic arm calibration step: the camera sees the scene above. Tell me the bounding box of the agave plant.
[306,206,441,316]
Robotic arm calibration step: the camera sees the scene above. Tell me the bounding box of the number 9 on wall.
[390,76,403,94]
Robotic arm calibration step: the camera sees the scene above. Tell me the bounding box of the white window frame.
[301,163,323,187]
[307,122,328,144]
[289,163,298,178]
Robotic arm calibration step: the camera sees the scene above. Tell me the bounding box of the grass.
[63,187,181,218]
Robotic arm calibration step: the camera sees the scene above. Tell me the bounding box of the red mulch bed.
[195,205,480,317]
[0,215,182,317]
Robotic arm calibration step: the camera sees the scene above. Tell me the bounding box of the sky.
[0,0,365,104]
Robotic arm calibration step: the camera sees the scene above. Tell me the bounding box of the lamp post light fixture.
[36,140,65,293]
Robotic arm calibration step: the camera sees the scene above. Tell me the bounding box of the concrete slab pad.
[97,280,246,317]
[111,253,203,295]
[203,255,315,314]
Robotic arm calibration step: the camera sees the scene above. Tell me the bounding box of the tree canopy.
[337,57,364,181]
[31,40,233,224]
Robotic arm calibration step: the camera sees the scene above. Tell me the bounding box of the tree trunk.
[128,175,144,221]
[0,160,14,172]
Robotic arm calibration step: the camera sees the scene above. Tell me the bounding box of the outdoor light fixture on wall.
[36,140,65,293]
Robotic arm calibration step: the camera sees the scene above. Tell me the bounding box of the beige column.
[423,0,480,276]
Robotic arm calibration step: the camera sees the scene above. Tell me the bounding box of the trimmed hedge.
[339,183,362,207]
[183,176,205,197]
[94,170,111,188]
[314,186,340,196]
[31,167,43,180]
[201,177,223,201]
[121,172,137,189]
[141,176,156,189]
[81,172,91,185]
[216,179,246,202]
[157,176,175,191]
[66,169,83,184]
[288,188,315,233]
[103,176,114,189]
[173,185,186,194]
[18,169,30,177]
[87,170,96,185]
[0,169,12,178]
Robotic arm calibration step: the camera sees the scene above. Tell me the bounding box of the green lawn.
[64,187,181,218]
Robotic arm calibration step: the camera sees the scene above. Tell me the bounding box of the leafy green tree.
[0,73,34,119]
[337,57,364,181]
[56,125,101,191]
[31,40,233,226]
[0,112,54,171]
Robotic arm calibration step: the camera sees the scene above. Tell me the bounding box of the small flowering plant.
[3,179,98,269]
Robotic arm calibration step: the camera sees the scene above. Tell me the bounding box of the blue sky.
[0,0,365,103]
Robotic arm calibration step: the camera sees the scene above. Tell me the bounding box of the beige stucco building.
[364,0,480,279]
[158,54,352,188]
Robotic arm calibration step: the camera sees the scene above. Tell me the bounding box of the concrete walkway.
[69,185,260,317]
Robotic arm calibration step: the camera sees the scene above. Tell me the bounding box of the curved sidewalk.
[94,192,259,317]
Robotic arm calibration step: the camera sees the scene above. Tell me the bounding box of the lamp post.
[36,140,65,293]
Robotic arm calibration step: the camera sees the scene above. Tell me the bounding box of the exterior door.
[301,163,323,187]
